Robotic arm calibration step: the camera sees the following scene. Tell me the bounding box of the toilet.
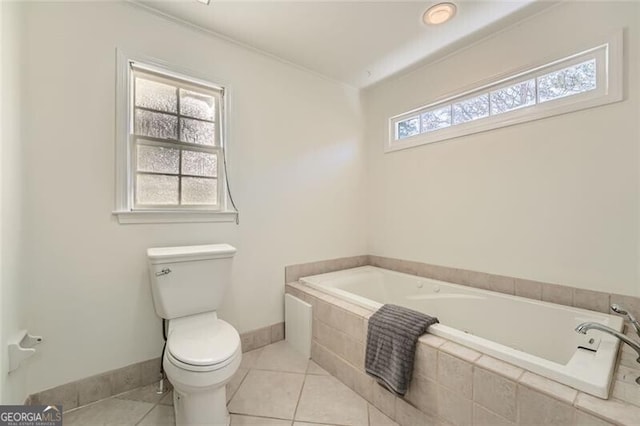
[147,244,241,426]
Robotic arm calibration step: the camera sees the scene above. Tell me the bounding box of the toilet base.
[163,345,241,426]
[173,386,229,426]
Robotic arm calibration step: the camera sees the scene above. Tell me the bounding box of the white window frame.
[387,31,623,153]
[114,50,237,224]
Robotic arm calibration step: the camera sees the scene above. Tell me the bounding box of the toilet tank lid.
[147,244,237,264]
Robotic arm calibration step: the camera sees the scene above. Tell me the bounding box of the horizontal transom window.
[387,33,622,153]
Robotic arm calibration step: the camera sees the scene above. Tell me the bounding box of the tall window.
[388,33,622,153]
[132,66,222,209]
[114,54,235,224]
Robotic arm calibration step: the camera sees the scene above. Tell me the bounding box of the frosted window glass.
[538,59,597,103]
[180,118,215,145]
[397,116,420,140]
[182,150,217,177]
[180,89,215,121]
[452,94,489,125]
[137,144,180,174]
[135,109,178,140]
[181,177,217,205]
[490,79,536,115]
[135,78,177,113]
[421,106,452,133]
[136,174,179,205]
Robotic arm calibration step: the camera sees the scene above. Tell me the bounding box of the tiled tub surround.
[301,266,623,399]
[286,255,640,409]
[26,321,284,412]
[285,281,640,426]
[285,255,370,284]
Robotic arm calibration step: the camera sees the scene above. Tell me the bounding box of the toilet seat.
[167,317,241,372]
[167,346,240,373]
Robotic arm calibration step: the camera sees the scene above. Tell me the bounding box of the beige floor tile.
[227,368,250,402]
[306,360,330,375]
[253,341,309,373]
[138,404,175,425]
[232,415,292,425]
[240,348,264,369]
[295,375,368,426]
[293,423,337,426]
[64,397,154,426]
[160,390,173,406]
[228,370,305,419]
[369,404,398,426]
[116,384,166,404]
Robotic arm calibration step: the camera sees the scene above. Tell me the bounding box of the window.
[388,32,623,153]
[132,68,220,208]
[115,53,236,223]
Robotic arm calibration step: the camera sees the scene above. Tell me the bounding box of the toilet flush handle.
[155,268,172,277]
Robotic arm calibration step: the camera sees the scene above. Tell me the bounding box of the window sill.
[113,210,238,224]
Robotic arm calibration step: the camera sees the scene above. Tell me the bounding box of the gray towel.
[365,304,439,396]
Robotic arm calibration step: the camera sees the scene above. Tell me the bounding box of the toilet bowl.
[147,244,240,426]
[163,312,241,426]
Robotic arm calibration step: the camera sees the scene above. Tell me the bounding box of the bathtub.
[300,266,624,399]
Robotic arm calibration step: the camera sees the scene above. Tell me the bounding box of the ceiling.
[136,0,555,88]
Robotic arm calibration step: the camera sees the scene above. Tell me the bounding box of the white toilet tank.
[147,244,237,319]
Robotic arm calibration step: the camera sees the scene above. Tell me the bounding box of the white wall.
[19,2,366,396]
[364,2,640,297]
[1,1,28,404]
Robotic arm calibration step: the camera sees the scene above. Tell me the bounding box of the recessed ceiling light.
[423,3,457,25]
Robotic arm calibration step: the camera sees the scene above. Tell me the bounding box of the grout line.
[290,367,309,424]
[251,366,310,374]
[63,397,106,414]
[64,386,163,425]
[229,412,298,423]
[133,400,159,426]
[230,413,344,426]
[227,369,251,404]
[134,381,171,426]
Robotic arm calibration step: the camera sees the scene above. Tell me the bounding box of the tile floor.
[64,341,397,425]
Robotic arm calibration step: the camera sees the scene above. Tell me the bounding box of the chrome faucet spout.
[575,322,640,366]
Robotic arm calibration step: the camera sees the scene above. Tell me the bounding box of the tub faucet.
[611,304,640,338]
[575,322,640,385]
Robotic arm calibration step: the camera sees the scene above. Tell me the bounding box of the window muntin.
[130,66,223,210]
[388,35,621,152]
[397,115,420,140]
[490,79,536,115]
[452,93,489,125]
[421,105,452,133]
[537,59,596,103]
